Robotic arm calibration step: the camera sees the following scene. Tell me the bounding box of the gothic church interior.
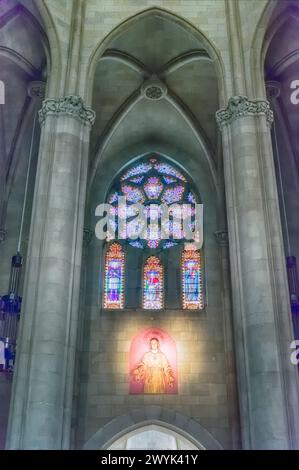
[0,0,298,450]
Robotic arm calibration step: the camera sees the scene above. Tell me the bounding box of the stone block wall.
[75,307,232,449]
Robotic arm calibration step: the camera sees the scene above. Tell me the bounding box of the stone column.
[216,96,299,449]
[214,229,241,449]
[71,227,92,448]
[6,96,95,449]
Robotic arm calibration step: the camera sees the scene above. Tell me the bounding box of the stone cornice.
[39,95,96,127]
[216,95,273,130]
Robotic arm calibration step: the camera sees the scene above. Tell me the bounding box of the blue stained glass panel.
[161,186,185,204]
[182,249,203,310]
[121,163,152,181]
[154,162,186,182]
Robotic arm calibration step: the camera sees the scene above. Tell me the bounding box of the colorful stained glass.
[144,177,164,199]
[161,219,182,239]
[162,241,178,249]
[108,219,117,233]
[144,205,160,220]
[129,240,143,249]
[129,176,145,184]
[163,176,177,184]
[121,185,145,203]
[127,219,146,238]
[147,239,159,249]
[104,243,125,309]
[182,248,204,310]
[154,162,186,182]
[187,191,196,204]
[117,205,139,219]
[161,186,185,204]
[143,256,163,309]
[108,192,119,204]
[121,163,152,181]
[108,157,197,250]
[109,206,118,215]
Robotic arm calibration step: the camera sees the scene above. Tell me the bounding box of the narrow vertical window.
[143,256,163,309]
[104,243,125,309]
[182,247,204,310]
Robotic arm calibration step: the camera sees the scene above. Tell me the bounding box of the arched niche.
[82,407,223,450]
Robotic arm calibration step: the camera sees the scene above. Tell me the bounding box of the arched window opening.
[143,256,164,309]
[104,243,125,309]
[106,156,200,250]
[182,246,204,310]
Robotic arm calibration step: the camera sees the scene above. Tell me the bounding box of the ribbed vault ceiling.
[90,13,219,183]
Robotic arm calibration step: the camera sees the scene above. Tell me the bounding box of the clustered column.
[6,96,95,449]
[216,96,299,449]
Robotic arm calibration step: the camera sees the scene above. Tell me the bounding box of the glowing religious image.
[130,328,177,394]
[182,247,204,310]
[143,256,163,309]
[103,243,124,309]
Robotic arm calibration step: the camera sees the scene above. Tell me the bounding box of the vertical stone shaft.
[216,96,299,449]
[215,230,241,449]
[6,96,95,449]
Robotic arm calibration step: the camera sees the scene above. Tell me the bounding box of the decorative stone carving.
[39,95,96,127]
[214,230,228,246]
[0,228,6,243]
[27,81,46,99]
[216,95,273,130]
[265,81,281,101]
[141,77,167,100]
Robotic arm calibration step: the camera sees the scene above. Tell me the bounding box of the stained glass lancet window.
[182,247,204,310]
[104,243,125,309]
[143,256,164,309]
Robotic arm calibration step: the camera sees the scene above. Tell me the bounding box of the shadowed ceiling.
[265,1,299,169]
[90,12,219,185]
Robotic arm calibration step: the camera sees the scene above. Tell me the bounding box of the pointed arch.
[85,6,226,106]
[33,0,62,96]
[143,256,164,310]
[103,243,125,309]
[250,0,299,98]
[182,246,204,310]
[82,406,223,450]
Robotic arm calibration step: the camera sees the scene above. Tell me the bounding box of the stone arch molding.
[85,6,227,106]
[32,0,62,96]
[82,407,223,450]
[250,0,299,99]
[88,7,223,194]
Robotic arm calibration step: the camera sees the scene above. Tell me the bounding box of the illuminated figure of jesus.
[132,338,174,394]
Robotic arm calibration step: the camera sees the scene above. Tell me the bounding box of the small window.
[104,243,125,309]
[182,247,204,310]
[143,256,164,309]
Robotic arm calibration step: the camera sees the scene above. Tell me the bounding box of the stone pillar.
[216,96,299,449]
[71,227,92,448]
[214,229,241,449]
[6,95,95,449]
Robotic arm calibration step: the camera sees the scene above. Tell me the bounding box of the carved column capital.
[216,95,273,130]
[214,229,228,247]
[39,95,96,128]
